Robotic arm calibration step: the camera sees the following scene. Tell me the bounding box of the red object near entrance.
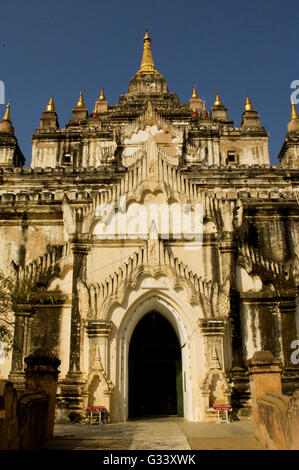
[86,406,108,424]
[86,406,107,413]
[213,405,232,410]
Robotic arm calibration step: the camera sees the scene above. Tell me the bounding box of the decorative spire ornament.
[241,95,262,130]
[39,97,59,129]
[191,85,198,99]
[244,95,253,112]
[71,91,88,121]
[287,100,299,133]
[201,100,208,117]
[290,100,299,121]
[0,101,14,134]
[93,87,108,115]
[2,100,11,122]
[214,92,222,107]
[99,88,106,101]
[46,96,56,112]
[189,84,202,112]
[76,91,86,108]
[137,26,159,75]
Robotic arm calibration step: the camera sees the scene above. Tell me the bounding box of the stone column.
[218,232,235,370]
[199,318,231,415]
[59,237,90,419]
[218,232,236,284]
[85,321,112,376]
[84,321,114,411]
[199,318,226,369]
[24,349,61,441]
[9,304,34,392]
[67,239,90,376]
[247,350,282,428]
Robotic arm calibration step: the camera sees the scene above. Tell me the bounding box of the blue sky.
[0,0,298,165]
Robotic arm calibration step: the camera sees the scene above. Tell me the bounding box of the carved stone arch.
[127,186,166,204]
[84,201,116,234]
[115,290,197,421]
[99,265,201,321]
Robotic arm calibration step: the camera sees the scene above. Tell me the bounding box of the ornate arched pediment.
[122,101,182,141]
[81,237,230,320]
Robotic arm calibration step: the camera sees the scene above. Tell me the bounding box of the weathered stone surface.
[0,350,60,449]
[248,351,299,450]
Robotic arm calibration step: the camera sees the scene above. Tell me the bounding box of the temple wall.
[219,137,269,165]
[31,140,59,168]
[86,244,139,284]
[168,244,220,282]
[0,223,64,274]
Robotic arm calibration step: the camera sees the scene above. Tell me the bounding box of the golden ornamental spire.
[46,96,56,112]
[2,101,11,122]
[290,100,299,120]
[214,92,222,107]
[244,95,253,111]
[0,100,14,134]
[137,26,159,75]
[191,85,198,99]
[99,88,106,101]
[76,91,86,108]
[201,100,208,117]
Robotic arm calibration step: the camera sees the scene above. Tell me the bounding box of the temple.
[0,29,298,422]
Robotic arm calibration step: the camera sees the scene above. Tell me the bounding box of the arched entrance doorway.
[129,311,183,418]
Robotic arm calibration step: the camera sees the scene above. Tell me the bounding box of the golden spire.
[201,100,208,117]
[244,95,253,111]
[99,88,106,101]
[137,26,159,75]
[191,85,198,99]
[0,100,14,134]
[76,91,86,108]
[46,96,56,112]
[214,92,222,107]
[92,106,99,117]
[290,100,299,120]
[2,100,11,122]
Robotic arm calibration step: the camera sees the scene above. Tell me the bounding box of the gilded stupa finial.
[0,100,14,134]
[137,26,159,75]
[290,100,299,121]
[144,24,150,40]
[214,92,222,107]
[76,91,86,108]
[191,85,198,99]
[46,96,56,112]
[2,100,11,122]
[244,95,253,111]
[99,88,106,101]
[201,100,208,117]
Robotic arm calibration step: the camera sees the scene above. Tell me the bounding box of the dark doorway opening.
[129,311,183,418]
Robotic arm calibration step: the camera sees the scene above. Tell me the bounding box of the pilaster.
[9,304,35,392]
[58,236,90,419]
